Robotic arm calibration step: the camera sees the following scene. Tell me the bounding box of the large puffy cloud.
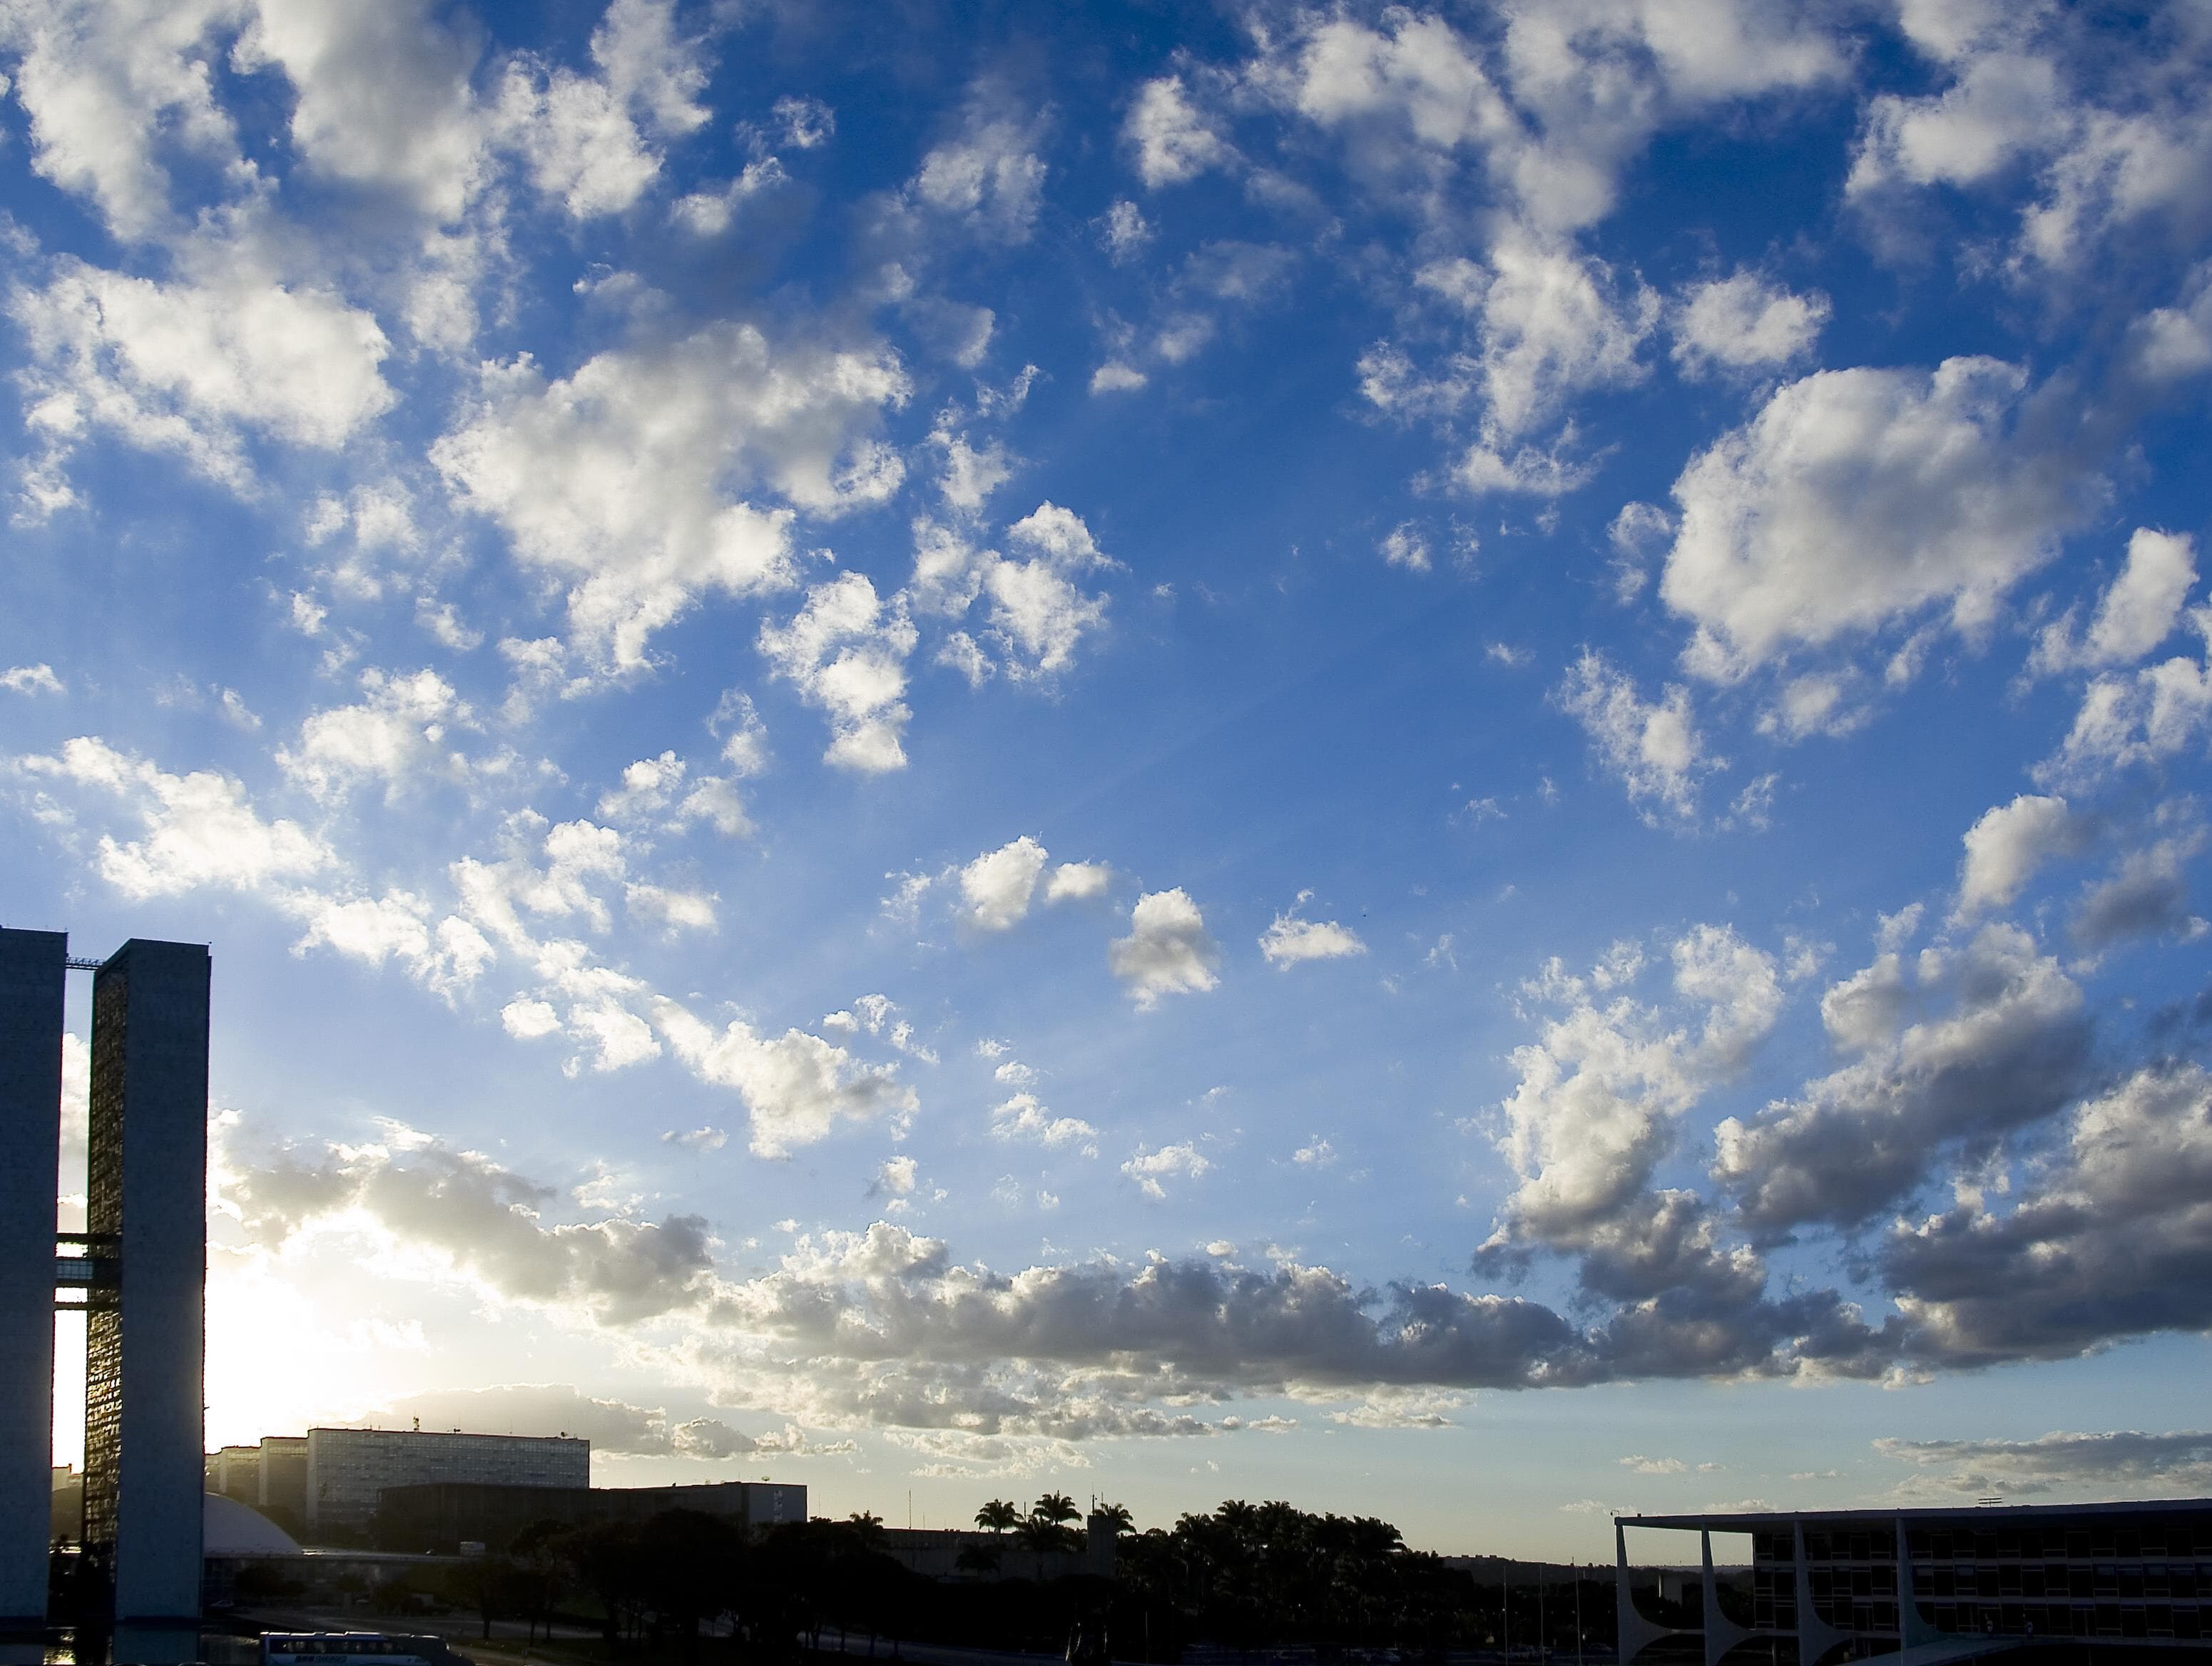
[433,324,908,668]
[1713,925,2089,1235]
[17,738,491,998]
[0,0,248,240]
[1661,357,2101,680]
[228,1132,1635,1412]
[1847,4,2212,273]
[223,1068,2212,1437]
[1877,1428,2212,1501]
[1253,4,1840,237]
[230,0,490,222]
[654,1000,918,1160]
[1492,926,1781,1254]
[1260,4,1839,497]
[714,1223,1598,1397]
[1883,1063,2212,1365]
[19,735,333,898]
[494,0,712,220]
[232,1129,718,1324]
[277,669,471,802]
[10,249,396,505]
[1108,889,1220,1008]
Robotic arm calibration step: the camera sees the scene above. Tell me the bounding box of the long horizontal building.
[1617,1498,2212,1666]
[374,1479,804,1554]
[307,1429,589,1540]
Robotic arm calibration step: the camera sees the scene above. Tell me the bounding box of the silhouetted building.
[1617,1498,2212,1666]
[374,1478,804,1554]
[1,929,209,1665]
[307,1429,589,1540]
[877,1517,1117,1584]
[0,929,66,1644]
[259,1436,309,1535]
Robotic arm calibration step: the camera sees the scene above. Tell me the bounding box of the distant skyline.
[6,0,2212,1560]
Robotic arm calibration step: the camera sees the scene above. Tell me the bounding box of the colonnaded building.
[1619,1500,2212,1666]
[2,929,210,1665]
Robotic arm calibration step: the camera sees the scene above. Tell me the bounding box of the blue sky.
[7,0,2212,1556]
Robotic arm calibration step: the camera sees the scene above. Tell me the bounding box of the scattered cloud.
[1556,650,1716,821]
[1260,895,1368,968]
[1110,889,1221,1008]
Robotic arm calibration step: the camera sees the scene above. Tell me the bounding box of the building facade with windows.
[374,1478,806,1554]
[260,1435,310,1533]
[1,929,209,1666]
[1617,1499,2212,1666]
[306,1429,590,1540]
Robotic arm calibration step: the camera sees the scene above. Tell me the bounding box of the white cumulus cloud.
[1109,889,1221,1008]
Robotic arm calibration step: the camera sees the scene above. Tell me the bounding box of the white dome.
[205,1493,302,1556]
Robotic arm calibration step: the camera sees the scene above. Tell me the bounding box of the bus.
[259,1633,458,1665]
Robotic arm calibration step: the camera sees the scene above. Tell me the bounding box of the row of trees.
[1111,1498,1619,1657]
[972,1491,1110,1552]
[261,1510,929,1658]
[235,1496,1622,1662]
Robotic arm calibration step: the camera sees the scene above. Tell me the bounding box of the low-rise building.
[373,1479,805,1554]
[1617,1498,2212,1665]
[306,1429,589,1542]
[206,1444,260,1504]
[876,1518,1118,1583]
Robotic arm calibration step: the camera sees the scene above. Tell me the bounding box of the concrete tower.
[86,939,209,1662]
[0,929,208,1666]
[0,930,65,1645]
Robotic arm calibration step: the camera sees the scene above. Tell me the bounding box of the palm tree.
[976,1499,1020,1534]
[845,1510,887,1547]
[1095,1501,1135,1536]
[1216,1499,1260,1543]
[1034,1491,1080,1526]
[1016,1493,1083,1553]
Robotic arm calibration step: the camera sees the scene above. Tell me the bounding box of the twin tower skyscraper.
[1,929,208,1665]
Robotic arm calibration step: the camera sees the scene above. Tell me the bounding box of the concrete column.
[1895,1516,1939,1648]
[1616,1521,1678,1666]
[1794,1518,1845,1666]
[0,929,66,1637]
[90,941,208,1665]
[1701,1528,1751,1666]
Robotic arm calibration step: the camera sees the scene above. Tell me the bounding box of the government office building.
[307,1429,589,1540]
[1617,1499,2212,1666]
